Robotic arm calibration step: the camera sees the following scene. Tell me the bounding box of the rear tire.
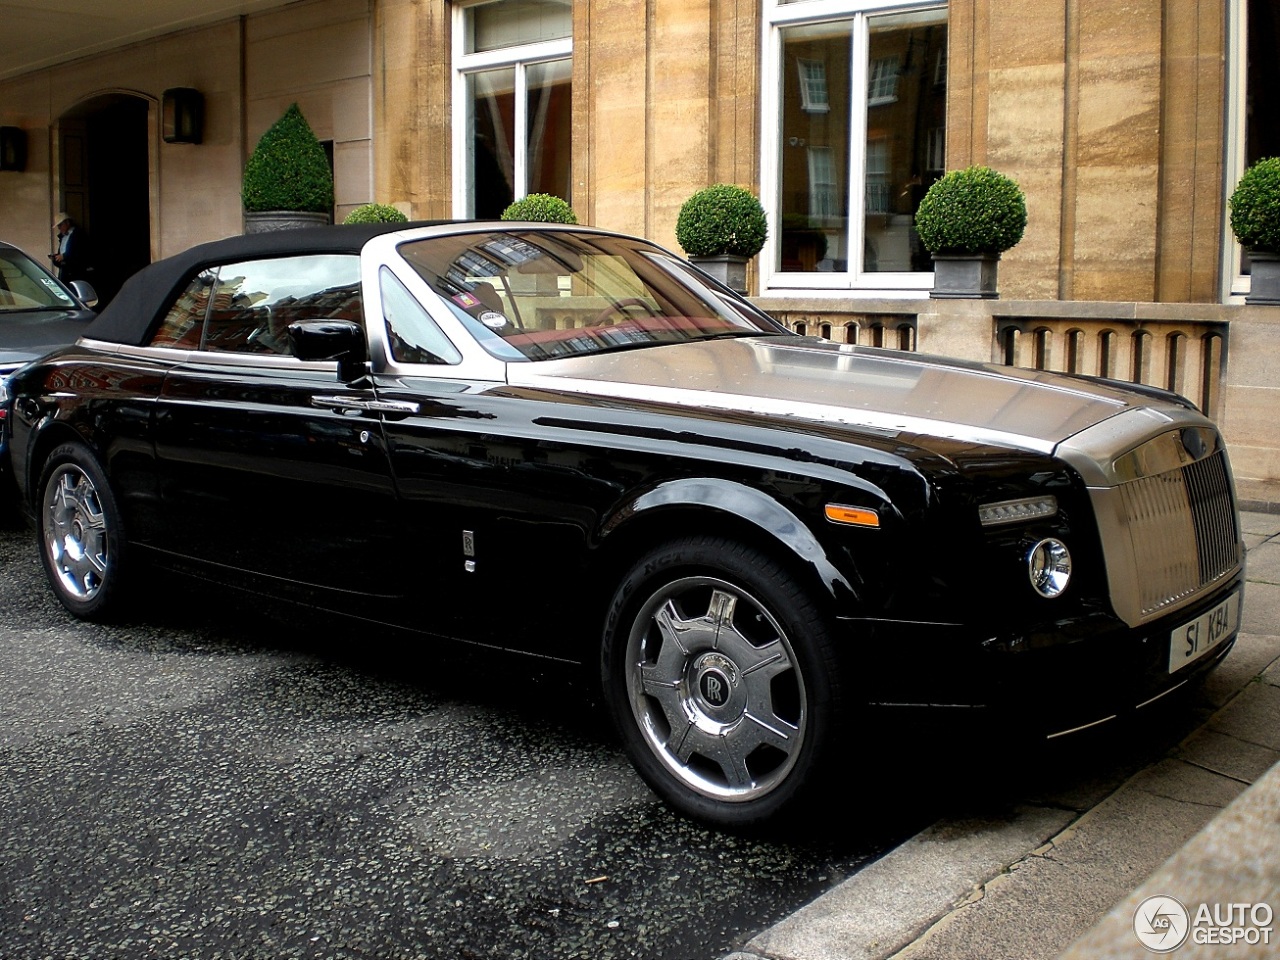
[601,535,846,828]
[36,442,129,621]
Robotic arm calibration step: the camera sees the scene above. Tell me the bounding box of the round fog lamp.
[1028,538,1072,598]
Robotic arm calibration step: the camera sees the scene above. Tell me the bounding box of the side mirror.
[288,319,369,382]
[69,280,98,309]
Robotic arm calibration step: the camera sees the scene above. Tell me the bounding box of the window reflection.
[149,255,363,354]
[397,231,783,362]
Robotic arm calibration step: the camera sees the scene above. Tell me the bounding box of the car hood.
[506,336,1180,455]
[0,309,96,372]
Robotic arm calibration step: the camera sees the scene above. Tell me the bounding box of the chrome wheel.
[42,461,110,602]
[625,575,807,803]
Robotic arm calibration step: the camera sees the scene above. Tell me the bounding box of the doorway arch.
[58,93,152,307]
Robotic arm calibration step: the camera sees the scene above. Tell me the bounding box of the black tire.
[35,442,129,620]
[601,535,845,828]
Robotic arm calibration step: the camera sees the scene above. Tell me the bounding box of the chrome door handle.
[310,396,420,414]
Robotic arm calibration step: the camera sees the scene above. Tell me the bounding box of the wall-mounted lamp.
[0,127,26,171]
[162,88,204,144]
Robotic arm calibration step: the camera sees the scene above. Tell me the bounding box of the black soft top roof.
[85,221,449,346]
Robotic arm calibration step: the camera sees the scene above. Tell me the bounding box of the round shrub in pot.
[675,184,768,294]
[500,194,578,224]
[343,203,409,225]
[242,103,334,233]
[1229,157,1280,305]
[914,166,1026,299]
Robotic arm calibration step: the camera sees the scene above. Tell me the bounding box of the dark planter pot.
[689,254,750,295]
[930,252,1001,299]
[243,210,331,234]
[1246,250,1280,305]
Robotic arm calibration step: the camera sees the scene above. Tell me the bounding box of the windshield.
[396,230,786,362]
[0,246,78,313]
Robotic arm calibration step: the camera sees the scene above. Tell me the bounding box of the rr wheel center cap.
[690,652,743,721]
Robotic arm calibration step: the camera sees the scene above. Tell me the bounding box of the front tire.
[36,442,128,620]
[602,536,845,828]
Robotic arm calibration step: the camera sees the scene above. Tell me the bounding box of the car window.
[381,267,462,365]
[151,270,215,348]
[0,246,78,313]
[396,230,785,362]
[149,255,363,354]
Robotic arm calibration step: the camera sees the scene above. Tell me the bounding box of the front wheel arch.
[597,478,864,608]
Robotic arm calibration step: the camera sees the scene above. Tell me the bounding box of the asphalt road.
[0,512,1220,960]
[0,516,927,960]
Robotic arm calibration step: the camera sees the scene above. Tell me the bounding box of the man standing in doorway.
[52,212,93,284]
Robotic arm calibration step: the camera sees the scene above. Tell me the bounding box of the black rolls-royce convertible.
[2,222,1245,827]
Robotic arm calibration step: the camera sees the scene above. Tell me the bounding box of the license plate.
[1168,590,1241,674]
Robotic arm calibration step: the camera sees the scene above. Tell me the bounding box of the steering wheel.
[587,297,660,327]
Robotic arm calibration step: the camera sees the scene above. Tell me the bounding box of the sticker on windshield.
[452,292,480,309]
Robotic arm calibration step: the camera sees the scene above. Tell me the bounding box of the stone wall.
[947,0,1229,304]
[0,0,372,260]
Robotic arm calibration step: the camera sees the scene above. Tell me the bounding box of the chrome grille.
[1119,451,1240,616]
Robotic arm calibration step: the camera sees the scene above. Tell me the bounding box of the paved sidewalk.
[726,509,1280,960]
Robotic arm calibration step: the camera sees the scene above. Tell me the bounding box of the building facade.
[1,0,1273,303]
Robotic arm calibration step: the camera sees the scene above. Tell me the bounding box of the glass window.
[0,246,78,313]
[456,1,573,218]
[381,268,462,365]
[151,270,215,348]
[151,256,363,354]
[778,20,852,274]
[465,0,570,53]
[468,68,518,218]
[396,230,784,362]
[767,2,948,289]
[867,56,900,105]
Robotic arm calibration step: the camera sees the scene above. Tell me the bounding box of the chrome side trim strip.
[1134,677,1192,711]
[512,372,1058,453]
[1046,714,1117,739]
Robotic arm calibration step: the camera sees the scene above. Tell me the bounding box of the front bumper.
[848,571,1245,738]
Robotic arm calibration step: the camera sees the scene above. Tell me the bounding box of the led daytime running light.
[978,495,1058,527]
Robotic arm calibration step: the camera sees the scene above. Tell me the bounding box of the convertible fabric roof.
[85,221,451,346]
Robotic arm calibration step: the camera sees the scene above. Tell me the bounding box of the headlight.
[978,495,1058,527]
[1028,538,1072,598]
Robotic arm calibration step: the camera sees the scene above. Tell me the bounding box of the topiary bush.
[500,193,578,224]
[675,184,768,258]
[343,203,409,225]
[1229,157,1280,253]
[242,104,334,214]
[914,166,1027,255]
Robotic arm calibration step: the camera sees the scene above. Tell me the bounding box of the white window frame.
[451,3,572,218]
[1224,0,1248,302]
[760,0,944,297]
